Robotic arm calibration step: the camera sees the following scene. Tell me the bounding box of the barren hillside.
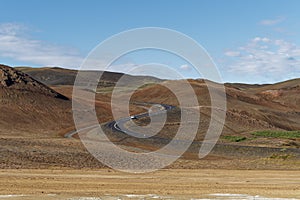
[0,64,299,169]
[0,64,72,137]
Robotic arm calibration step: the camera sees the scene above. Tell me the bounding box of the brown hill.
[0,65,299,169]
[15,67,77,86]
[128,78,300,148]
[0,64,72,137]
[5,65,300,145]
[16,66,162,86]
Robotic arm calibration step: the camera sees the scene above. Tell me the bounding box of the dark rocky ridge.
[0,64,68,100]
[0,64,72,136]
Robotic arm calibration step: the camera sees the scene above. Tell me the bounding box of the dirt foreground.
[0,169,299,199]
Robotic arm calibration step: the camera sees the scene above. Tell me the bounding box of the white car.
[130,115,137,119]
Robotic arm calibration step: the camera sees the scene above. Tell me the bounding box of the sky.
[0,0,300,83]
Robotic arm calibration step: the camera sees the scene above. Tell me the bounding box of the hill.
[16,66,162,86]
[128,78,300,148]
[0,64,299,170]
[0,64,72,137]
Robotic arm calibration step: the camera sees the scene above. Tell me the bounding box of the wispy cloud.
[259,16,285,26]
[224,51,241,57]
[180,64,191,70]
[0,23,83,67]
[224,37,300,83]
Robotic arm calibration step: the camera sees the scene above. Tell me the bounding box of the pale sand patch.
[0,169,299,199]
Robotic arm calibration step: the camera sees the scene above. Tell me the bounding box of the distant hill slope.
[16,67,77,86]
[16,66,163,86]
[131,78,300,135]
[0,64,72,137]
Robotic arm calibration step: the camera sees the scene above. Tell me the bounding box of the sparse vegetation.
[96,86,114,93]
[269,153,294,160]
[222,135,247,142]
[252,130,300,139]
[137,82,157,89]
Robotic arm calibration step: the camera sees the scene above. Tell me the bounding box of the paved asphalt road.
[64,103,175,138]
[65,103,300,158]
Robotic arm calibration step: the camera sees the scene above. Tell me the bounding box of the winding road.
[64,102,175,138]
[64,103,300,158]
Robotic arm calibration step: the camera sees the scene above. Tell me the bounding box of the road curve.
[64,102,175,138]
[64,103,300,159]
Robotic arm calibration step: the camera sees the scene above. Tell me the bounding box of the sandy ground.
[0,169,299,199]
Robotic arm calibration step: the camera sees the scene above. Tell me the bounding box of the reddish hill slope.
[0,64,72,137]
[130,79,300,148]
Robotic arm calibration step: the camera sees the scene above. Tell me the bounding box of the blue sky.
[0,0,300,83]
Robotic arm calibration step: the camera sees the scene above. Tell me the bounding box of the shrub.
[223,135,247,142]
[251,130,300,139]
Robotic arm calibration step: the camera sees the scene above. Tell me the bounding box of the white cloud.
[259,16,285,26]
[0,23,27,35]
[224,51,241,57]
[252,37,270,43]
[0,23,83,68]
[224,37,300,83]
[180,64,191,70]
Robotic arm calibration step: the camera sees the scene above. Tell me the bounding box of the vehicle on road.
[130,115,137,119]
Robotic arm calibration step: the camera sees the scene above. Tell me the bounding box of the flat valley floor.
[0,169,299,199]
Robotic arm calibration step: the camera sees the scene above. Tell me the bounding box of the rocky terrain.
[0,64,72,137]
